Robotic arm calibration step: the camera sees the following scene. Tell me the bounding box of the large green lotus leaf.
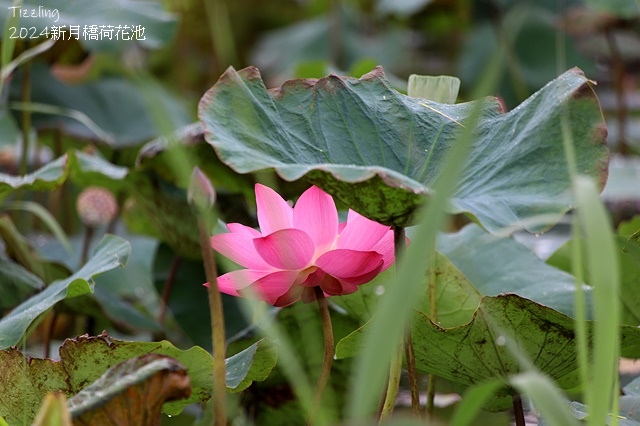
[410,295,640,388]
[0,334,278,424]
[0,0,176,51]
[409,295,582,388]
[547,235,640,326]
[0,235,130,349]
[10,64,190,147]
[336,294,640,410]
[436,223,589,318]
[332,251,481,328]
[199,66,607,230]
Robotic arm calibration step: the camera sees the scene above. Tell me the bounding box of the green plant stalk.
[379,339,403,423]
[197,215,227,426]
[307,287,334,426]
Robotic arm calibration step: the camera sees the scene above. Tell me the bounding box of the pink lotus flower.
[208,184,395,307]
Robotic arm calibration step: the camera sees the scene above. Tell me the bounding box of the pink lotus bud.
[188,167,216,210]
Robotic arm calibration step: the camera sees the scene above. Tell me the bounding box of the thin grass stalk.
[307,287,334,426]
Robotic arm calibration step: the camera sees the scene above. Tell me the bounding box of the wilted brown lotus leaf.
[68,354,191,426]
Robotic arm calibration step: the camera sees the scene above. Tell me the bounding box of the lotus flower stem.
[198,215,227,425]
[307,286,334,425]
[190,167,227,426]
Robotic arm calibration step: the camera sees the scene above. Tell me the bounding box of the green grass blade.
[574,175,620,426]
